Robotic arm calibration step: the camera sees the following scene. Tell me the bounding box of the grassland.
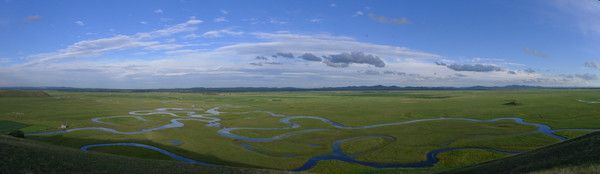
[1,90,600,173]
[443,131,600,174]
[0,135,286,174]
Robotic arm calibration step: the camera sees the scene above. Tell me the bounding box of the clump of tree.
[8,130,25,138]
[503,100,521,106]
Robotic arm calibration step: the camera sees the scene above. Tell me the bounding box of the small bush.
[503,100,520,106]
[8,130,25,138]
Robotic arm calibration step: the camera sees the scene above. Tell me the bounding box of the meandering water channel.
[27,107,599,171]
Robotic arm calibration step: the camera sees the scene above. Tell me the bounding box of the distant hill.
[0,90,50,97]
[443,131,600,174]
[2,85,598,93]
[0,135,288,174]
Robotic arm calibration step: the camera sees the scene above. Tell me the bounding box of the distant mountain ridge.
[1,85,599,92]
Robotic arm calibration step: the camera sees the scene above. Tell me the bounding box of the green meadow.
[1,90,600,173]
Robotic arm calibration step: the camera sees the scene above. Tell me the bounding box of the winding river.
[27,107,599,171]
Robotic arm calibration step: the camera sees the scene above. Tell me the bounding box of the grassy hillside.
[0,90,50,97]
[0,135,288,174]
[443,131,600,174]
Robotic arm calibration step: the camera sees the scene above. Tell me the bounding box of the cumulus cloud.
[202,29,243,38]
[436,62,502,72]
[10,29,589,88]
[323,52,385,68]
[523,48,548,58]
[274,52,294,58]
[584,61,600,70]
[298,53,322,61]
[368,13,409,25]
[255,56,268,60]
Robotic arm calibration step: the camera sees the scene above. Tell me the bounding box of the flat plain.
[1,90,600,173]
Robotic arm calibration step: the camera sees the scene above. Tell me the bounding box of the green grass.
[88,146,175,161]
[0,135,287,174]
[1,90,600,173]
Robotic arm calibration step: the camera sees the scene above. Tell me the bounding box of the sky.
[1,0,600,88]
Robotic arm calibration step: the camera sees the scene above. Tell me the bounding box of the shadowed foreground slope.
[0,135,288,174]
[444,132,600,174]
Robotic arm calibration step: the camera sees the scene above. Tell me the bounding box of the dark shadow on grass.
[0,120,29,134]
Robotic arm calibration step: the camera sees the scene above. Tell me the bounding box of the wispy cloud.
[74,20,85,26]
[220,9,229,15]
[552,0,600,36]
[214,17,228,23]
[309,18,322,23]
[353,11,364,17]
[154,9,163,14]
[25,15,41,22]
[201,29,243,38]
[368,13,409,25]
[23,17,202,66]
[7,30,592,88]
[523,47,548,58]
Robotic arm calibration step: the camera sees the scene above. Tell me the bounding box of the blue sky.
[1,0,600,88]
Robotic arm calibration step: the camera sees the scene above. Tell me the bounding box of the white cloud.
[552,0,600,36]
[23,17,202,66]
[353,11,364,17]
[154,9,163,14]
[309,18,322,23]
[25,15,41,22]
[143,43,186,51]
[369,13,409,25]
[140,21,148,25]
[220,9,229,15]
[268,18,287,24]
[183,33,200,39]
[202,29,243,38]
[523,47,548,58]
[7,30,598,88]
[75,21,85,26]
[213,17,228,23]
[134,17,202,39]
